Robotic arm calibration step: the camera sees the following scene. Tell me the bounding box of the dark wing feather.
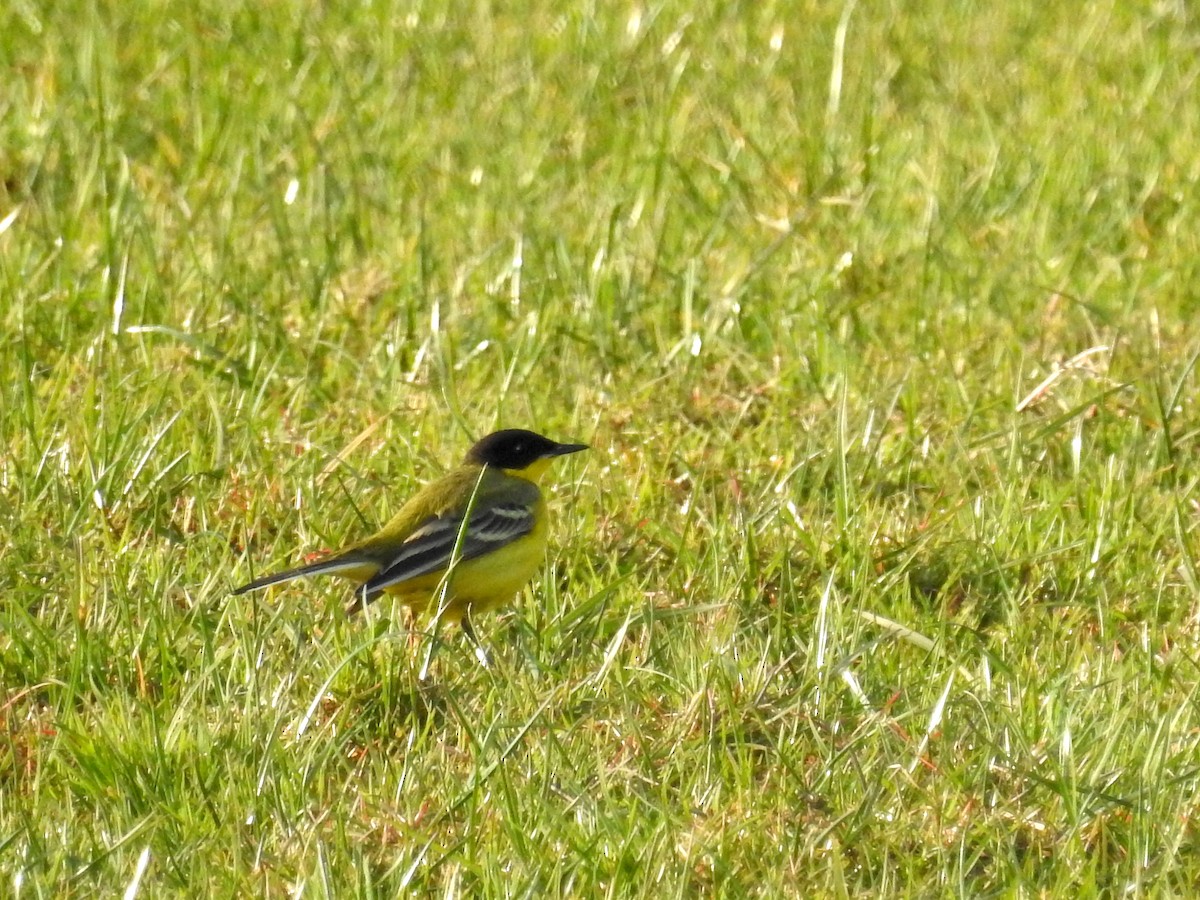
[357,499,537,602]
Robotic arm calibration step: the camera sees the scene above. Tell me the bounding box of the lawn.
[3,0,1200,895]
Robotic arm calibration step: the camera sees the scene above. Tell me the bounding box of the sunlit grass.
[3,0,1200,895]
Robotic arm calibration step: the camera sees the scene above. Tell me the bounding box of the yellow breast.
[383,498,550,625]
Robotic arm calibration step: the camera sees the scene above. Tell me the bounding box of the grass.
[3,0,1200,894]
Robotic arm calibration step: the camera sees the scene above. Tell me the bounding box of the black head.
[464,429,589,470]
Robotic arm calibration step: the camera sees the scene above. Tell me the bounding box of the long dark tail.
[232,556,375,595]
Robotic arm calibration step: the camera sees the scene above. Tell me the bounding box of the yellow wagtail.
[233,429,588,648]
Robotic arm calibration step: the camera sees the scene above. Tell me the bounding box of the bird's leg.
[461,612,492,669]
[344,583,371,617]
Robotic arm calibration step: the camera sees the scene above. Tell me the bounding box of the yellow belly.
[379,507,549,625]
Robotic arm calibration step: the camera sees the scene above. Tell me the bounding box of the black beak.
[548,441,589,457]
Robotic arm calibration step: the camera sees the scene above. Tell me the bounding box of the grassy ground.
[3,0,1200,895]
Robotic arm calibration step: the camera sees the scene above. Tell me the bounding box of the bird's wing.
[359,491,538,599]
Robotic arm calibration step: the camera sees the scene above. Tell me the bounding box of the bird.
[232,428,588,654]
